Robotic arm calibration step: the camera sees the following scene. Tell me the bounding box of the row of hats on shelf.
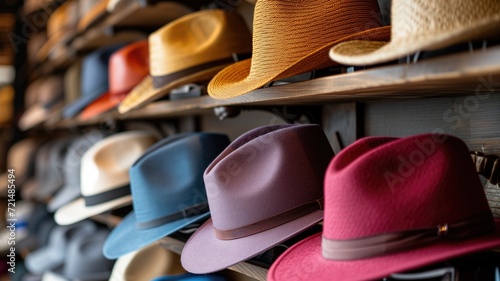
[3,124,500,280]
[22,0,500,129]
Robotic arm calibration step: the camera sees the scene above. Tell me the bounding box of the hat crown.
[390,0,500,42]
[81,131,157,196]
[109,40,149,96]
[130,133,230,224]
[204,124,333,232]
[323,134,493,241]
[148,9,252,76]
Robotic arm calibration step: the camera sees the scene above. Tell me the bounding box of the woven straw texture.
[118,9,252,113]
[207,0,390,99]
[330,0,500,65]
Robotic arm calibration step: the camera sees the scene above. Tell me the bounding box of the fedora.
[80,40,149,120]
[117,9,252,113]
[207,0,391,99]
[19,76,65,130]
[25,221,96,275]
[36,0,78,62]
[109,242,185,281]
[0,85,13,125]
[54,131,158,225]
[151,274,226,281]
[103,132,230,258]
[0,138,37,196]
[48,133,105,212]
[62,44,125,118]
[329,0,500,66]
[268,133,500,281]
[77,0,109,32]
[181,124,334,274]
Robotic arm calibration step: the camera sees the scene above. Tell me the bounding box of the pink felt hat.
[181,124,334,273]
[268,133,500,281]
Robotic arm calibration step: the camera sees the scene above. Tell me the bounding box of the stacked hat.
[0,138,38,196]
[181,124,334,273]
[55,131,158,225]
[268,134,500,280]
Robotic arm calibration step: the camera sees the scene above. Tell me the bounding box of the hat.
[36,0,78,62]
[207,0,391,99]
[80,40,149,120]
[25,221,96,275]
[56,228,115,280]
[17,203,57,252]
[21,141,54,200]
[63,59,83,106]
[77,0,109,32]
[48,133,105,212]
[151,274,226,281]
[181,124,334,274]
[0,138,38,196]
[103,132,230,258]
[109,242,186,281]
[117,9,252,113]
[19,76,65,130]
[0,85,14,125]
[54,131,157,225]
[329,0,500,66]
[268,133,500,281]
[62,44,125,118]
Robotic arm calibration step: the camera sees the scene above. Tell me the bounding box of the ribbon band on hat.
[322,213,496,261]
[215,198,324,240]
[84,185,131,207]
[136,202,210,230]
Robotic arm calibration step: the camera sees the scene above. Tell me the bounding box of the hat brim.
[329,15,500,66]
[268,219,500,281]
[103,209,210,259]
[62,85,108,118]
[79,91,122,121]
[117,64,229,114]
[54,195,132,225]
[47,184,81,212]
[207,26,390,99]
[181,210,323,274]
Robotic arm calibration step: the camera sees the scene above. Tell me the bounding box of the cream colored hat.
[54,131,157,225]
[329,0,500,65]
[109,242,186,281]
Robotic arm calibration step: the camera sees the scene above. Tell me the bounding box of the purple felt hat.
[181,124,334,273]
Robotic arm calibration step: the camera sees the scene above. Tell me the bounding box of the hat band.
[136,202,210,229]
[321,213,496,261]
[214,198,323,240]
[84,185,131,207]
[152,54,248,89]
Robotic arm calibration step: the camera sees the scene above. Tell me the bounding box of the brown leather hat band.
[322,213,496,261]
[214,198,323,240]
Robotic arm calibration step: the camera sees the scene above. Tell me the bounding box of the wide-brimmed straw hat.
[268,134,500,281]
[181,124,334,274]
[117,9,252,113]
[207,0,391,99]
[54,131,157,225]
[329,0,500,66]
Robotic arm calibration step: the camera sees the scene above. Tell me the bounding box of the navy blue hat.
[62,44,125,118]
[151,273,226,281]
[103,132,230,259]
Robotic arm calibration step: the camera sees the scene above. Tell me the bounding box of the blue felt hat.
[103,132,230,259]
[151,273,226,281]
[62,44,125,118]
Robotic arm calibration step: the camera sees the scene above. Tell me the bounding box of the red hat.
[268,133,500,281]
[79,40,149,120]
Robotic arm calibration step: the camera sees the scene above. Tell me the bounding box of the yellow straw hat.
[118,9,252,114]
[207,0,391,99]
[329,0,500,66]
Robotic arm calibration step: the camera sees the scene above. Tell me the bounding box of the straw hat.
[207,0,391,99]
[54,131,157,225]
[109,242,185,281]
[329,0,500,66]
[117,9,252,113]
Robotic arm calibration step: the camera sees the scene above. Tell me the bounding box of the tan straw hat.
[117,9,252,114]
[329,0,500,66]
[207,0,391,99]
[109,242,185,281]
